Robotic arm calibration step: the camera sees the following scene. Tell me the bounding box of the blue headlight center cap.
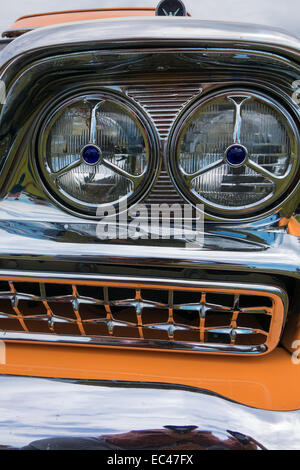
[82,145,102,165]
[225,145,247,166]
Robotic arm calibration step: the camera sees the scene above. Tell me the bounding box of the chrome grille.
[0,276,287,355]
[145,169,184,206]
[126,82,202,139]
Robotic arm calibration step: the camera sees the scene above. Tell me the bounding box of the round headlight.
[37,93,159,217]
[168,90,299,218]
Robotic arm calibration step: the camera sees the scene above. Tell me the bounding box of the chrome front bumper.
[0,375,299,450]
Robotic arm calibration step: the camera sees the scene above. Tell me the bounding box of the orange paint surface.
[0,342,299,411]
[8,8,156,30]
[288,216,300,236]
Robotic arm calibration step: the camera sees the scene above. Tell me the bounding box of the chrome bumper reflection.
[0,375,299,450]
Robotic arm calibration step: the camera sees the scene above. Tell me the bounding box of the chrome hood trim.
[0,17,299,69]
[1,375,300,449]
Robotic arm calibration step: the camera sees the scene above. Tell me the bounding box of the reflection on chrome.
[21,426,265,450]
[1,376,300,450]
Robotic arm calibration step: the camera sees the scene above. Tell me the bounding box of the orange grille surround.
[0,274,287,356]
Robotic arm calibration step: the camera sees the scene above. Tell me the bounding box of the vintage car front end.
[0,2,299,450]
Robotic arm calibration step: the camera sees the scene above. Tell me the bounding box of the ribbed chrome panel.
[126,81,202,206]
[145,169,184,206]
[126,82,202,139]
[0,275,287,355]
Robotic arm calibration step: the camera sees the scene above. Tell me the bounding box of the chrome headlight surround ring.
[35,90,160,219]
[167,88,300,221]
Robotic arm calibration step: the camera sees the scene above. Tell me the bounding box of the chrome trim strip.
[0,270,288,294]
[0,331,266,354]
[0,230,298,279]
[0,17,299,68]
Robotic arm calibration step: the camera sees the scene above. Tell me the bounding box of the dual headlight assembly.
[36,88,299,220]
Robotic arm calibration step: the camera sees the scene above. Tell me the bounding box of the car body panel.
[3,8,157,38]
[0,341,299,411]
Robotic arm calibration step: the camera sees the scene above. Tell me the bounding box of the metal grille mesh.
[0,279,282,354]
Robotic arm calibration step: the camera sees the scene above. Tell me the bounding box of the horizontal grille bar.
[0,274,287,356]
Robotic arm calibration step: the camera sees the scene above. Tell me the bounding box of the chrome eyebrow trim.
[0,17,299,69]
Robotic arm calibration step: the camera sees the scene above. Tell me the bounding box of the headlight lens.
[169,90,299,217]
[38,94,158,216]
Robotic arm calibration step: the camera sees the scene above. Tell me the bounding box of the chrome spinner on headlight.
[167,89,299,219]
[37,92,159,217]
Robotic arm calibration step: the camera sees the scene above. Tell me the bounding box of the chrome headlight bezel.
[166,88,300,221]
[35,90,160,219]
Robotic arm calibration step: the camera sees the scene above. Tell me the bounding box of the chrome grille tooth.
[167,290,175,339]
[103,286,112,319]
[230,328,237,344]
[40,282,55,332]
[233,294,240,310]
[199,292,206,342]
[8,281,29,332]
[240,306,273,315]
[48,315,54,331]
[230,294,240,329]
[71,285,86,336]
[39,283,46,300]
